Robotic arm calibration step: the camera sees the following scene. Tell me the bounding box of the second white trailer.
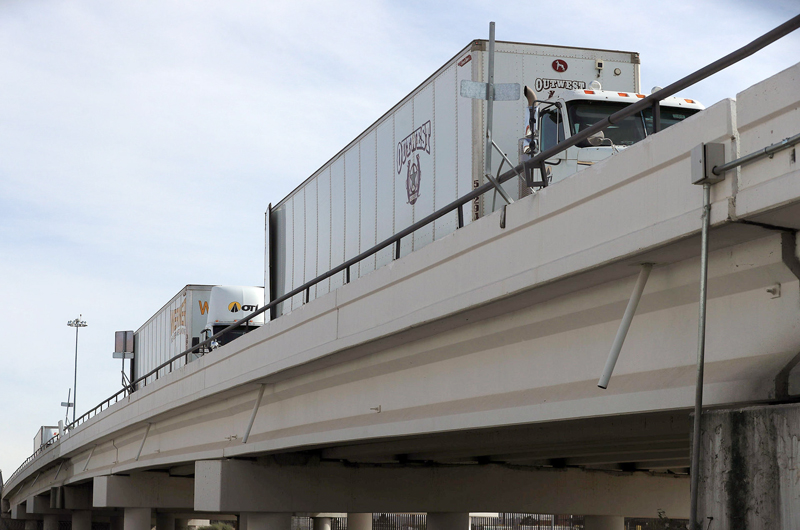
[268,39,641,317]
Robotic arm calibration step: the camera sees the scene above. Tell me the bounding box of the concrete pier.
[123,509,151,530]
[346,513,372,530]
[697,403,800,529]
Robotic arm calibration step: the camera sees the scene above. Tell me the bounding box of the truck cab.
[199,285,265,350]
[522,83,704,184]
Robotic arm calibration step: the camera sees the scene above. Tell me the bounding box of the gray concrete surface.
[697,403,800,529]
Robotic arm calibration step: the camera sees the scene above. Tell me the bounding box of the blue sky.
[1,0,798,478]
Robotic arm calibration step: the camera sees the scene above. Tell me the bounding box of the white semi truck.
[266,38,702,318]
[132,284,264,386]
[522,83,704,183]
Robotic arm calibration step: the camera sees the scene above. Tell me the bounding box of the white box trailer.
[267,39,641,316]
[132,285,265,386]
[133,284,213,384]
[34,426,59,451]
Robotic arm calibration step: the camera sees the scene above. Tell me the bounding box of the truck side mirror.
[522,85,540,155]
[587,130,606,146]
[523,105,540,155]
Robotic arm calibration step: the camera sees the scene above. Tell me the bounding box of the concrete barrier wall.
[736,62,800,223]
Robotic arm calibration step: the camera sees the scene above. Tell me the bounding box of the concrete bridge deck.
[3,62,800,527]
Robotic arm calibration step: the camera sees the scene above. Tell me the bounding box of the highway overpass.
[3,60,800,530]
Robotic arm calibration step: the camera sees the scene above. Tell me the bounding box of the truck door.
[538,106,575,183]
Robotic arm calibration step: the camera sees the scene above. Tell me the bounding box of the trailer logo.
[552,59,568,72]
[406,154,422,205]
[533,78,587,92]
[397,120,431,205]
[228,302,259,313]
[198,300,208,315]
[171,299,187,340]
[458,55,472,67]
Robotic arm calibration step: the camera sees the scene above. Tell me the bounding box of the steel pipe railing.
[7,13,800,488]
[714,131,800,175]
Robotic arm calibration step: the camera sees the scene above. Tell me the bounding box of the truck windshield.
[213,325,250,346]
[643,106,700,133]
[568,101,646,146]
[567,101,700,146]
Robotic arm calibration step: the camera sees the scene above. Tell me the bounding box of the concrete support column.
[698,404,800,529]
[111,515,124,530]
[239,513,292,530]
[311,518,331,530]
[124,508,152,530]
[42,515,58,530]
[584,516,624,530]
[73,510,93,530]
[426,513,469,530]
[24,520,38,530]
[156,513,175,530]
[346,513,372,530]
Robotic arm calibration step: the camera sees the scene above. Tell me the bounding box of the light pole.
[67,315,87,424]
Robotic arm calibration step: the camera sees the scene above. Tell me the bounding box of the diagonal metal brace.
[484,172,513,205]
[492,139,527,188]
[135,423,152,462]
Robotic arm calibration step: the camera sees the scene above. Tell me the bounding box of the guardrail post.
[652,102,661,133]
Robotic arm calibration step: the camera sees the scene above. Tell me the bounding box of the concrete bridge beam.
[195,458,689,518]
[24,494,73,518]
[584,515,624,530]
[11,501,36,520]
[94,475,193,510]
[427,513,469,530]
[238,513,291,530]
[26,495,56,515]
[64,486,92,511]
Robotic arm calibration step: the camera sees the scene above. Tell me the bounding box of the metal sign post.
[60,389,73,426]
[460,22,522,207]
[485,22,498,201]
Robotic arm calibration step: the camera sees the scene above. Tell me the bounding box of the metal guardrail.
[7,13,800,488]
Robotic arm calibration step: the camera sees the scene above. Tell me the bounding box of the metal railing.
[7,13,800,488]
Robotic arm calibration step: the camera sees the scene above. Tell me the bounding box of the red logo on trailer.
[458,55,472,67]
[552,59,568,72]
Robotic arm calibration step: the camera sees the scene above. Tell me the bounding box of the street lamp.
[67,315,87,424]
